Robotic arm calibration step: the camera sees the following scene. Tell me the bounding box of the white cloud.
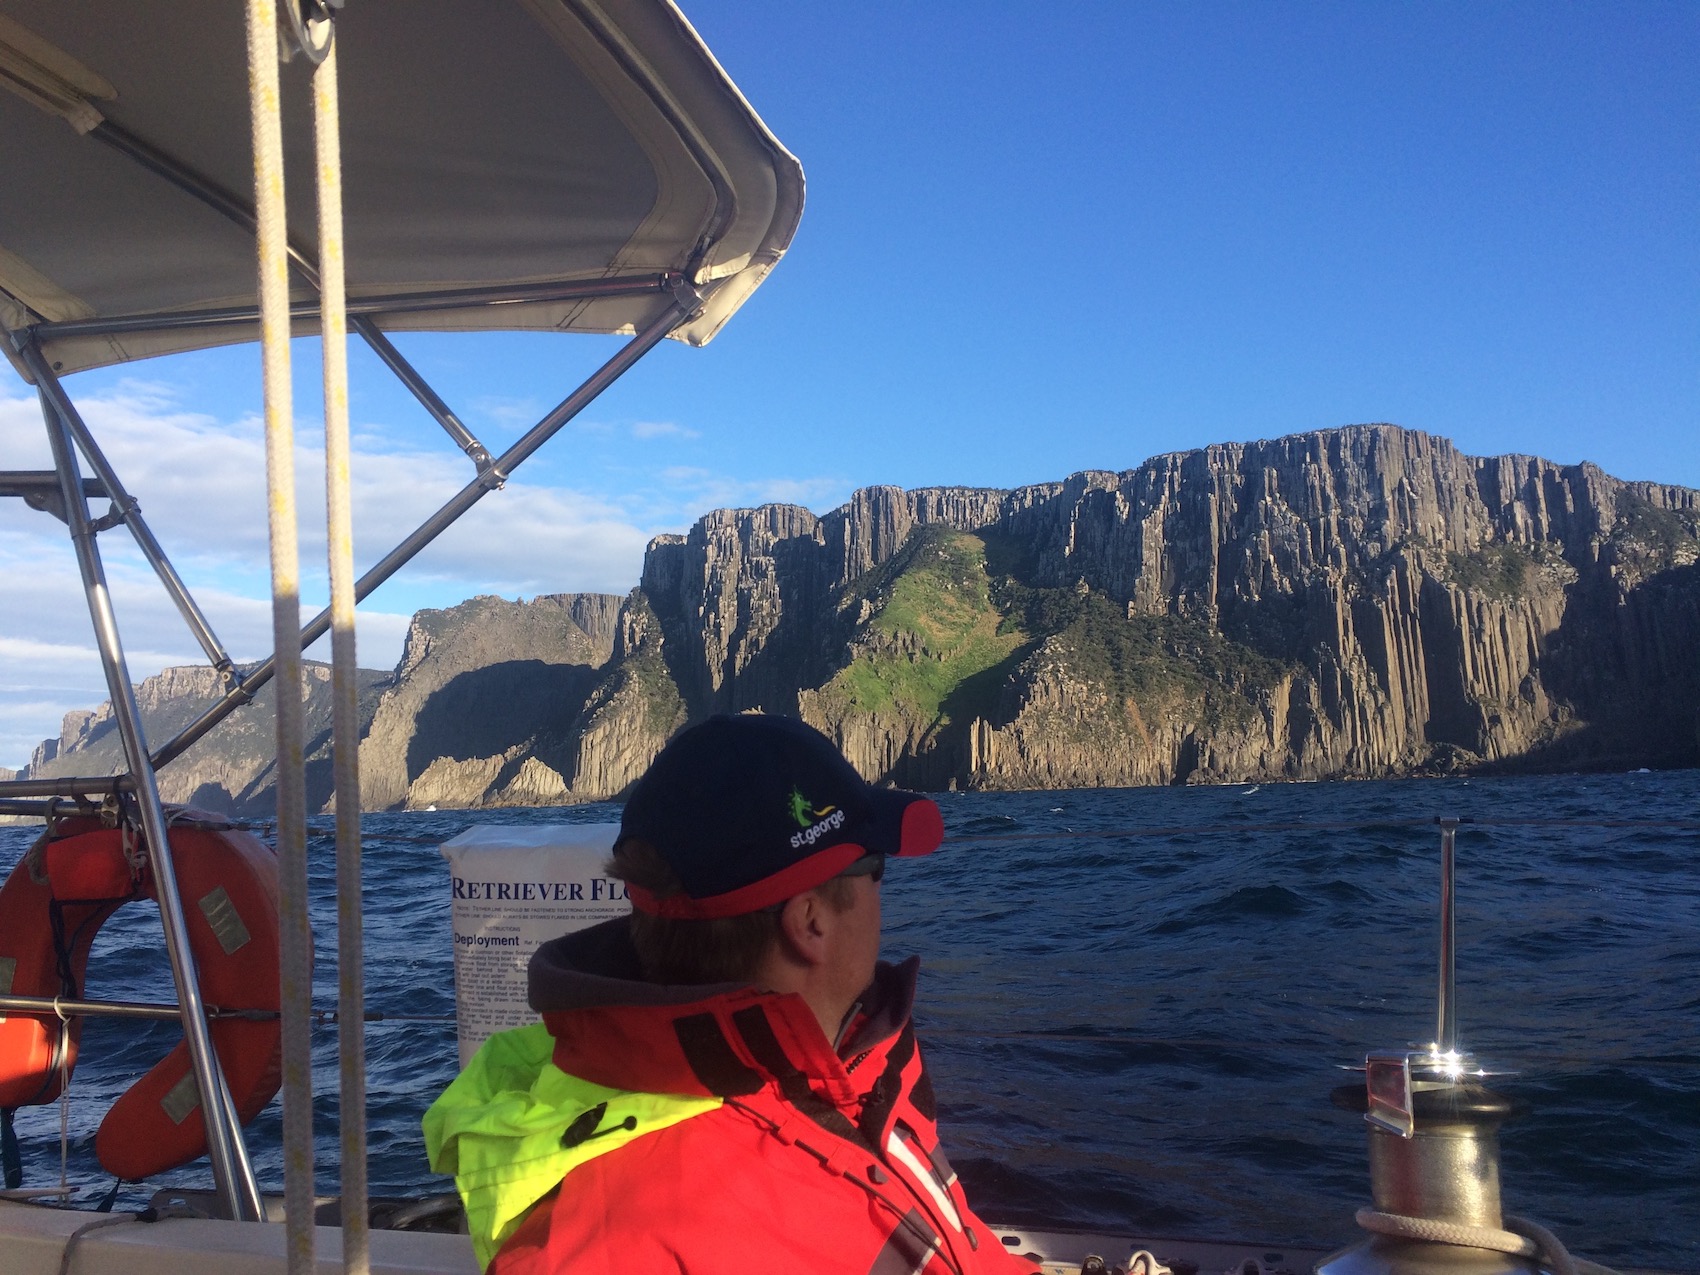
[0,378,652,766]
[470,394,543,428]
[0,696,88,772]
[0,377,653,593]
[0,634,200,670]
[0,377,853,766]
[630,420,700,441]
[412,484,648,595]
[0,543,416,766]
[653,466,851,515]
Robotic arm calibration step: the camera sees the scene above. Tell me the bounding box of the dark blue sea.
[3,771,1696,1270]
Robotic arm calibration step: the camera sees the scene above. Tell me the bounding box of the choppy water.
[3,771,1696,1269]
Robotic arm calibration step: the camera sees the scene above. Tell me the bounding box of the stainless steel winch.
[1317,818,1557,1275]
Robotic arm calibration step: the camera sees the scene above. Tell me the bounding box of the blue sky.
[2,2,1696,768]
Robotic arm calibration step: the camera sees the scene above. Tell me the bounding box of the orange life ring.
[0,817,283,1181]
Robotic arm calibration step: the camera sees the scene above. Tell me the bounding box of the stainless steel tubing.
[0,800,91,817]
[0,993,276,1022]
[0,775,134,798]
[354,289,697,607]
[1436,818,1459,1055]
[487,277,700,481]
[0,471,105,505]
[27,358,239,683]
[34,275,674,340]
[66,111,497,478]
[151,294,695,769]
[350,316,492,469]
[88,118,318,283]
[40,393,264,1223]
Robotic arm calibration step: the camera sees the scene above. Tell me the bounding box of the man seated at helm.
[425,713,1037,1275]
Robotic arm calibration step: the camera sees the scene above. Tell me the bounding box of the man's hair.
[608,838,855,985]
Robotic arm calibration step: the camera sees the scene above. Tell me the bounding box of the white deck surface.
[0,1199,477,1275]
[1,1197,1344,1275]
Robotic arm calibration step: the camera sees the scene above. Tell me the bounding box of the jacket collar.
[527,917,918,1103]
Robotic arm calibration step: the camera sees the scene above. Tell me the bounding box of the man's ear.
[775,889,831,968]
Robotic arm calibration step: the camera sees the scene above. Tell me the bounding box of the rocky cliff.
[356,592,622,810]
[17,427,1700,809]
[641,425,1699,790]
[13,661,392,816]
[11,591,630,815]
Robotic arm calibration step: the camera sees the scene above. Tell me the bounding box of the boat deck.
[1,1196,1333,1275]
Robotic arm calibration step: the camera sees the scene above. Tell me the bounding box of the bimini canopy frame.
[0,0,801,1236]
[0,0,802,375]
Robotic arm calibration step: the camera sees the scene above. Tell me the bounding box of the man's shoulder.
[493,1106,887,1271]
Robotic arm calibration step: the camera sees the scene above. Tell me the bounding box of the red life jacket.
[489,921,1037,1275]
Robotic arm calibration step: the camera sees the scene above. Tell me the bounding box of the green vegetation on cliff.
[817,525,1290,735]
[616,598,686,735]
[1611,494,1700,570]
[1000,584,1291,728]
[628,645,686,735]
[823,527,1025,727]
[1444,542,1536,600]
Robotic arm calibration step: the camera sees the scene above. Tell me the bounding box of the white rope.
[1355,1208,1620,1275]
[312,34,371,1275]
[244,2,313,1271]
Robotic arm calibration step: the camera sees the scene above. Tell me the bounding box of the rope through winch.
[1354,1209,1619,1275]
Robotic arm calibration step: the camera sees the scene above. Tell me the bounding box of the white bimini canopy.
[0,0,804,379]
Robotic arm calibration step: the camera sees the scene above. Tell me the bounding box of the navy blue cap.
[618,714,943,919]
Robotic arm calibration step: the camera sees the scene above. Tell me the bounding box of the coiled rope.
[1354,1209,1619,1275]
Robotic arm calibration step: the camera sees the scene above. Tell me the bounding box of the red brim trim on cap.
[897,798,944,857]
[628,842,868,920]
